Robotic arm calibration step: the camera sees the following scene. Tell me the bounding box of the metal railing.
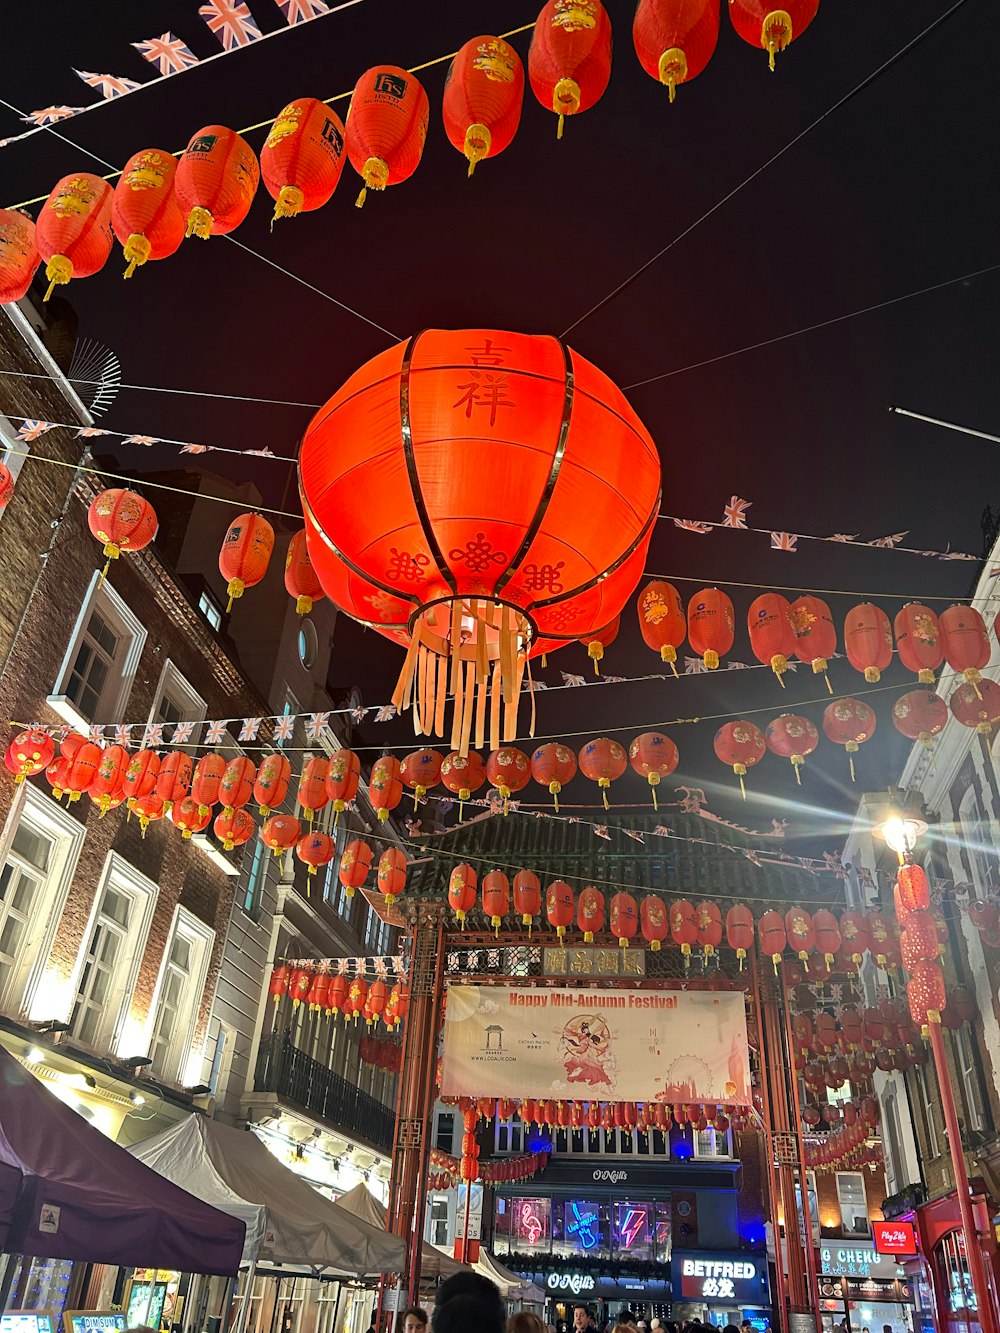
[253,1029,395,1153]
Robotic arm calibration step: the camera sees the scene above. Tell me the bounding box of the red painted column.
[779,976,822,1333]
[750,952,791,1333]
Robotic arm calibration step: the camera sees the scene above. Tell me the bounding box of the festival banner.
[440,985,751,1105]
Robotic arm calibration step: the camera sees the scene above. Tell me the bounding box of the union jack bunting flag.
[16,420,54,441]
[171,720,196,746]
[74,70,142,99]
[769,531,798,552]
[123,434,158,447]
[144,722,165,748]
[868,531,908,549]
[672,517,713,534]
[277,0,329,20]
[205,719,229,744]
[239,716,262,741]
[132,32,200,76]
[721,496,751,529]
[305,712,329,740]
[273,714,296,742]
[76,427,111,438]
[114,725,132,746]
[22,106,83,126]
[828,533,858,543]
[199,1,263,49]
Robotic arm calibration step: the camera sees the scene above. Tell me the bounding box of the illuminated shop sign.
[547,1273,596,1294]
[872,1221,918,1257]
[674,1253,764,1303]
[819,1245,881,1277]
[565,1201,600,1251]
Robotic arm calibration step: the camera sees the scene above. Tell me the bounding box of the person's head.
[402,1311,428,1333]
[650,1321,661,1331]
[433,1274,505,1333]
[573,1310,593,1332]
[724,1324,741,1333]
[508,1316,546,1333]
[611,1324,634,1333]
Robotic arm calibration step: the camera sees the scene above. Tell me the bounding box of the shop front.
[817,1242,921,1333]
[910,1188,1000,1333]
[671,1250,770,1327]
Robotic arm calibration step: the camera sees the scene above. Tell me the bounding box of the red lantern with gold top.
[897,863,930,914]
[219,756,256,811]
[839,909,871,966]
[845,603,893,683]
[482,869,510,933]
[0,461,14,510]
[214,806,255,851]
[640,894,668,950]
[822,698,876,782]
[443,36,524,176]
[789,594,836,690]
[326,749,360,814]
[154,751,191,812]
[610,891,638,948]
[868,909,895,969]
[486,747,531,811]
[5,729,55,785]
[174,125,259,239]
[297,830,335,877]
[578,737,627,809]
[765,713,818,784]
[254,752,290,816]
[0,210,39,303]
[370,755,403,822]
[636,579,686,673]
[546,880,575,938]
[89,744,129,817]
[192,751,227,817]
[951,679,1000,734]
[628,731,679,808]
[297,755,329,821]
[339,838,372,896]
[171,796,210,839]
[728,0,819,70]
[43,754,70,799]
[894,604,943,684]
[908,960,946,1029]
[892,689,947,752]
[531,743,577,811]
[401,747,443,807]
[261,97,346,222]
[725,904,754,968]
[632,0,720,102]
[785,908,815,967]
[697,901,723,962]
[758,909,786,971]
[347,975,369,1022]
[713,720,765,798]
[36,173,114,299]
[378,846,407,906]
[112,149,185,278]
[578,886,605,942]
[514,869,542,931]
[449,863,478,924]
[812,909,841,967]
[528,0,613,138]
[269,963,289,1006]
[579,615,619,675]
[261,813,301,857]
[219,512,274,613]
[688,587,734,670]
[88,489,158,575]
[284,529,325,617]
[940,604,991,694]
[346,66,429,207]
[748,593,796,685]
[441,750,486,819]
[670,898,698,961]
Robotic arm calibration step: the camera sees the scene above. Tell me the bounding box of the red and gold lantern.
[153,751,191,811]
[725,903,754,968]
[254,752,291,816]
[528,0,613,137]
[326,749,360,814]
[897,863,930,914]
[339,838,373,896]
[401,747,444,806]
[950,679,1000,734]
[907,960,946,1029]
[530,742,577,810]
[442,36,524,176]
[0,461,15,510]
[89,743,129,816]
[892,689,948,752]
[87,489,157,575]
[346,66,429,207]
[514,869,542,931]
[174,125,259,238]
[219,512,274,613]
[546,879,575,938]
[758,909,786,971]
[578,885,605,942]
[748,593,795,685]
[5,729,55,785]
[219,756,256,810]
[765,713,819,784]
[0,209,39,303]
[640,894,668,950]
[36,173,114,299]
[579,615,619,675]
[297,830,335,877]
[261,98,346,222]
[628,731,679,808]
[441,750,487,819]
[123,748,159,806]
[610,891,638,948]
[449,863,478,923]
[894,603,943,684]
[482,869,510,932]
[789,594,836,690]
[940,604,991,694]
[636,579,686,673]
[822,698,876,781]
[284,528,325,616]
[670,897,698,960]
[578,737,627,809]
[132,792,166,834]
[214,806,255,850]
[297,755,329,821]
[812,909,841,967]
[192,751,227,817]
[697,901,723,961]
[261,813,301,857]
[112,148,185,278]
[713,720,765,798]
[688,587,735,670]
[632,0,720,101]
[728,0,819,69]
[487,747,531,812]
[378,846,407,907]
[171,796,210,839]
[785,908,815,967]
[370,755,404,823]
[844,603,893,683]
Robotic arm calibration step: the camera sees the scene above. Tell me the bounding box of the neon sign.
[619,1207,649,1252]
[566,1201,600,1250]
[547,1274,596,1295]
[677,1256,761,1302]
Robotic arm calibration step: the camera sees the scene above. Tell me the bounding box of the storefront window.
[655,1201,672,1263]
[614,1201,653,1258]
[511,1196,552,1252]
[556,1199,602,1255]
[938,1229,977,1315]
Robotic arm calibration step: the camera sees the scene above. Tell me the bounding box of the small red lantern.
[87,489,158,575]
[192,751,228,817]
[5,729,55,785]
[894,603,943,683]
[822,698,876,781]
[940,604,991,694]
[36,172,114,299]
[578,886,605,942]
[219,512,274,613]
[892,689,948,751]
[636,579,686,673]
[441,750,487,818]
[171,796,211,839]
[339,839,373,897]
[346,66,430,207]
[632,0,719,101]
[868,910,895,968]
[728,0,819,69]
[546,880,575,938]
[261,97,346,222]
[326,749,360,814]
[486,746,530,812]
[789,594,836,690]
[812,909,842,966]
[449,863,478,924]
[0,209,39,303]
[254,752,291,816]
[377,846,407,907]
[951,678,1000,734]
[610,891,638,948]
[401,748,444,807]
[346,975,368,1021]
[725,904,754,968]
[297,830,335,877]
[758,909,786,971]
[370,755,403,822]
[514,869,542,930]
[174,125,259,239]
[578,737,627,809]
[89,744,129,816]
[132,792,166,834]
[284,528,325,616]
[713,720,765,798]
[670,898,698,961]
[60,740,99,803]
[697,901,723,961]
[214,806,255,850]
[640,894,668,950]
[482,869,510,932]
[628,731,679,808]
[765,713,819,784]
[908,960,946,1029]
[839,909,872,966]
[269,964,289,1006]
[578,615,620,675]
[528,0,613,138]
[530,743,577,810]
[297,755,330,822]
[42,753,69,800]
[748,593,796,685]
[442,36,524,176]
[112,148,185,278]
[688,587,735,670]
[261,813,301,857]
[845,603,893,683]
[219,756,256,810]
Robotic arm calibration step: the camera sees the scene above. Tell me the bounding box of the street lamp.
[873,813,928,864]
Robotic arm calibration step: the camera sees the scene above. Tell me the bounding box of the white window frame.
[915,1061,941,1157]
[69,852,157,1055]
[146,905,214,1085]
[148,658,207,740]
[48,571,147,731]
[952,1024,985,1134]
[0,784,85,1019]
[835,1170,870,1235]
[693,1126,734,1159]
[958,787,999,897]
[198,589,223,631]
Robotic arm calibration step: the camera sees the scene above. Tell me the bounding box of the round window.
[297,619,318,669]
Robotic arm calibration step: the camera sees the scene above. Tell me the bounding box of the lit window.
[198,590,222,631]
[49,575,146,728]
[693,1127,733,1159]
[835,1170,869,1235]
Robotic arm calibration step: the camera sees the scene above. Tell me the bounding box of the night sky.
[2,0,997,856]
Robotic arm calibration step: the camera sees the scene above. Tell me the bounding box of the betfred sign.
[872,1220,918,1257]
[674,1252,764,1303]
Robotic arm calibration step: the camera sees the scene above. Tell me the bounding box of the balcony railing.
[253,1029,395,1153]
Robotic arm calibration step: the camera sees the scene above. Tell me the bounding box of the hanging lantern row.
[269,963,410,1031]
[439,1094,753,1139]
[0,3,828,300]
[427,1145,548,1189]
[359,1033,403,1072]
[804,1103,882,1173]
[756,905,928,974]
[801,1094,879,1134]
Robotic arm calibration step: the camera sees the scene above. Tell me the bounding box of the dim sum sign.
[439,984,751,1104]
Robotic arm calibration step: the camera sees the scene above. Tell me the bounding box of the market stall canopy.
[333,1183,467,1281]
[474,1248,546,1304]
[0,1047,245,1275]
[131,1116,404,1275]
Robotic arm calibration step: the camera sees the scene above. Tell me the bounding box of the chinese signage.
[543,947,646,978]
[441,985,751,1104]
[872,1220,918,1257]
[819,1244,880,1277]
[820,1276,914,1304]
[673,1252,766,1303]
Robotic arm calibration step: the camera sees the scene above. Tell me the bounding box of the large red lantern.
[546,880,575,938]
[697,901,723,961]
[748,593,796,685]
[822,699,876,782]
[844,603,893,683]
[370,755,404,822]
[577,886,605,941]
[940,604,991,694]
[758,909,786,971]
[670,898,698,960]
[171,796,211,839]
[908,960,946,1029]
[442,36,524,175]
[449,864,478,924]
[0,210,39,303]
[299,330,661,752]
[578,737,627,809]
[514,869,542,930]
[632,0,720,101]
[123,748,160,806]
[297,830,335,877]
[219,512,274,613]
[214,806,255,850]
[346,66,429,207]
[260,98,346,222]
[897,863,930,914]
[579,615,619,675]
[812,909,841,966]
[0,462,14,511]
[528,0,613,137]
[192,751,227,817]
[725,904,754,968]
[284,529,325,617]
[220,756,256,810]
[610,891,638,948]
[530,743,577,810]
[339,839,373,896]
[254,753,291,816]
[636,579,686,673]
[789,594,836,690]
[441,750,486,818]
[713,720,765,798]
[87,489,158,575]
[326,749,360,813]
[154,752,191,810]
[5,729,55,785]
[765,713,819,784]
[89,744,129,816]
[950,679,1000,734]
[112,149,185,278]
[486,747,531,812]
[261,813,301,857]
[297,755,330,821]
[401,748,444,806]
[628,731,679,808]
[640,894,668,950]
[728,0,819,69]
[894,603,943,684]
[482,869,510,932]
[892,689,948,751]
[174,125,259,238]
[378,847,408,907]
[36,173,114,299]
[688,587,735,670]
[900,910,939,969]
[785,908,815,966]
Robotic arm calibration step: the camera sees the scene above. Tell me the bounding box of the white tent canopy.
[131,1116,404,1276]
[474,1249,546,1304]
[334,1184,467,1282]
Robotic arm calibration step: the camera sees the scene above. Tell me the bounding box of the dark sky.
[1,0,997,854]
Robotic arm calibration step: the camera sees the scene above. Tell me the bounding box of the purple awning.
[0,1047,245,1275]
